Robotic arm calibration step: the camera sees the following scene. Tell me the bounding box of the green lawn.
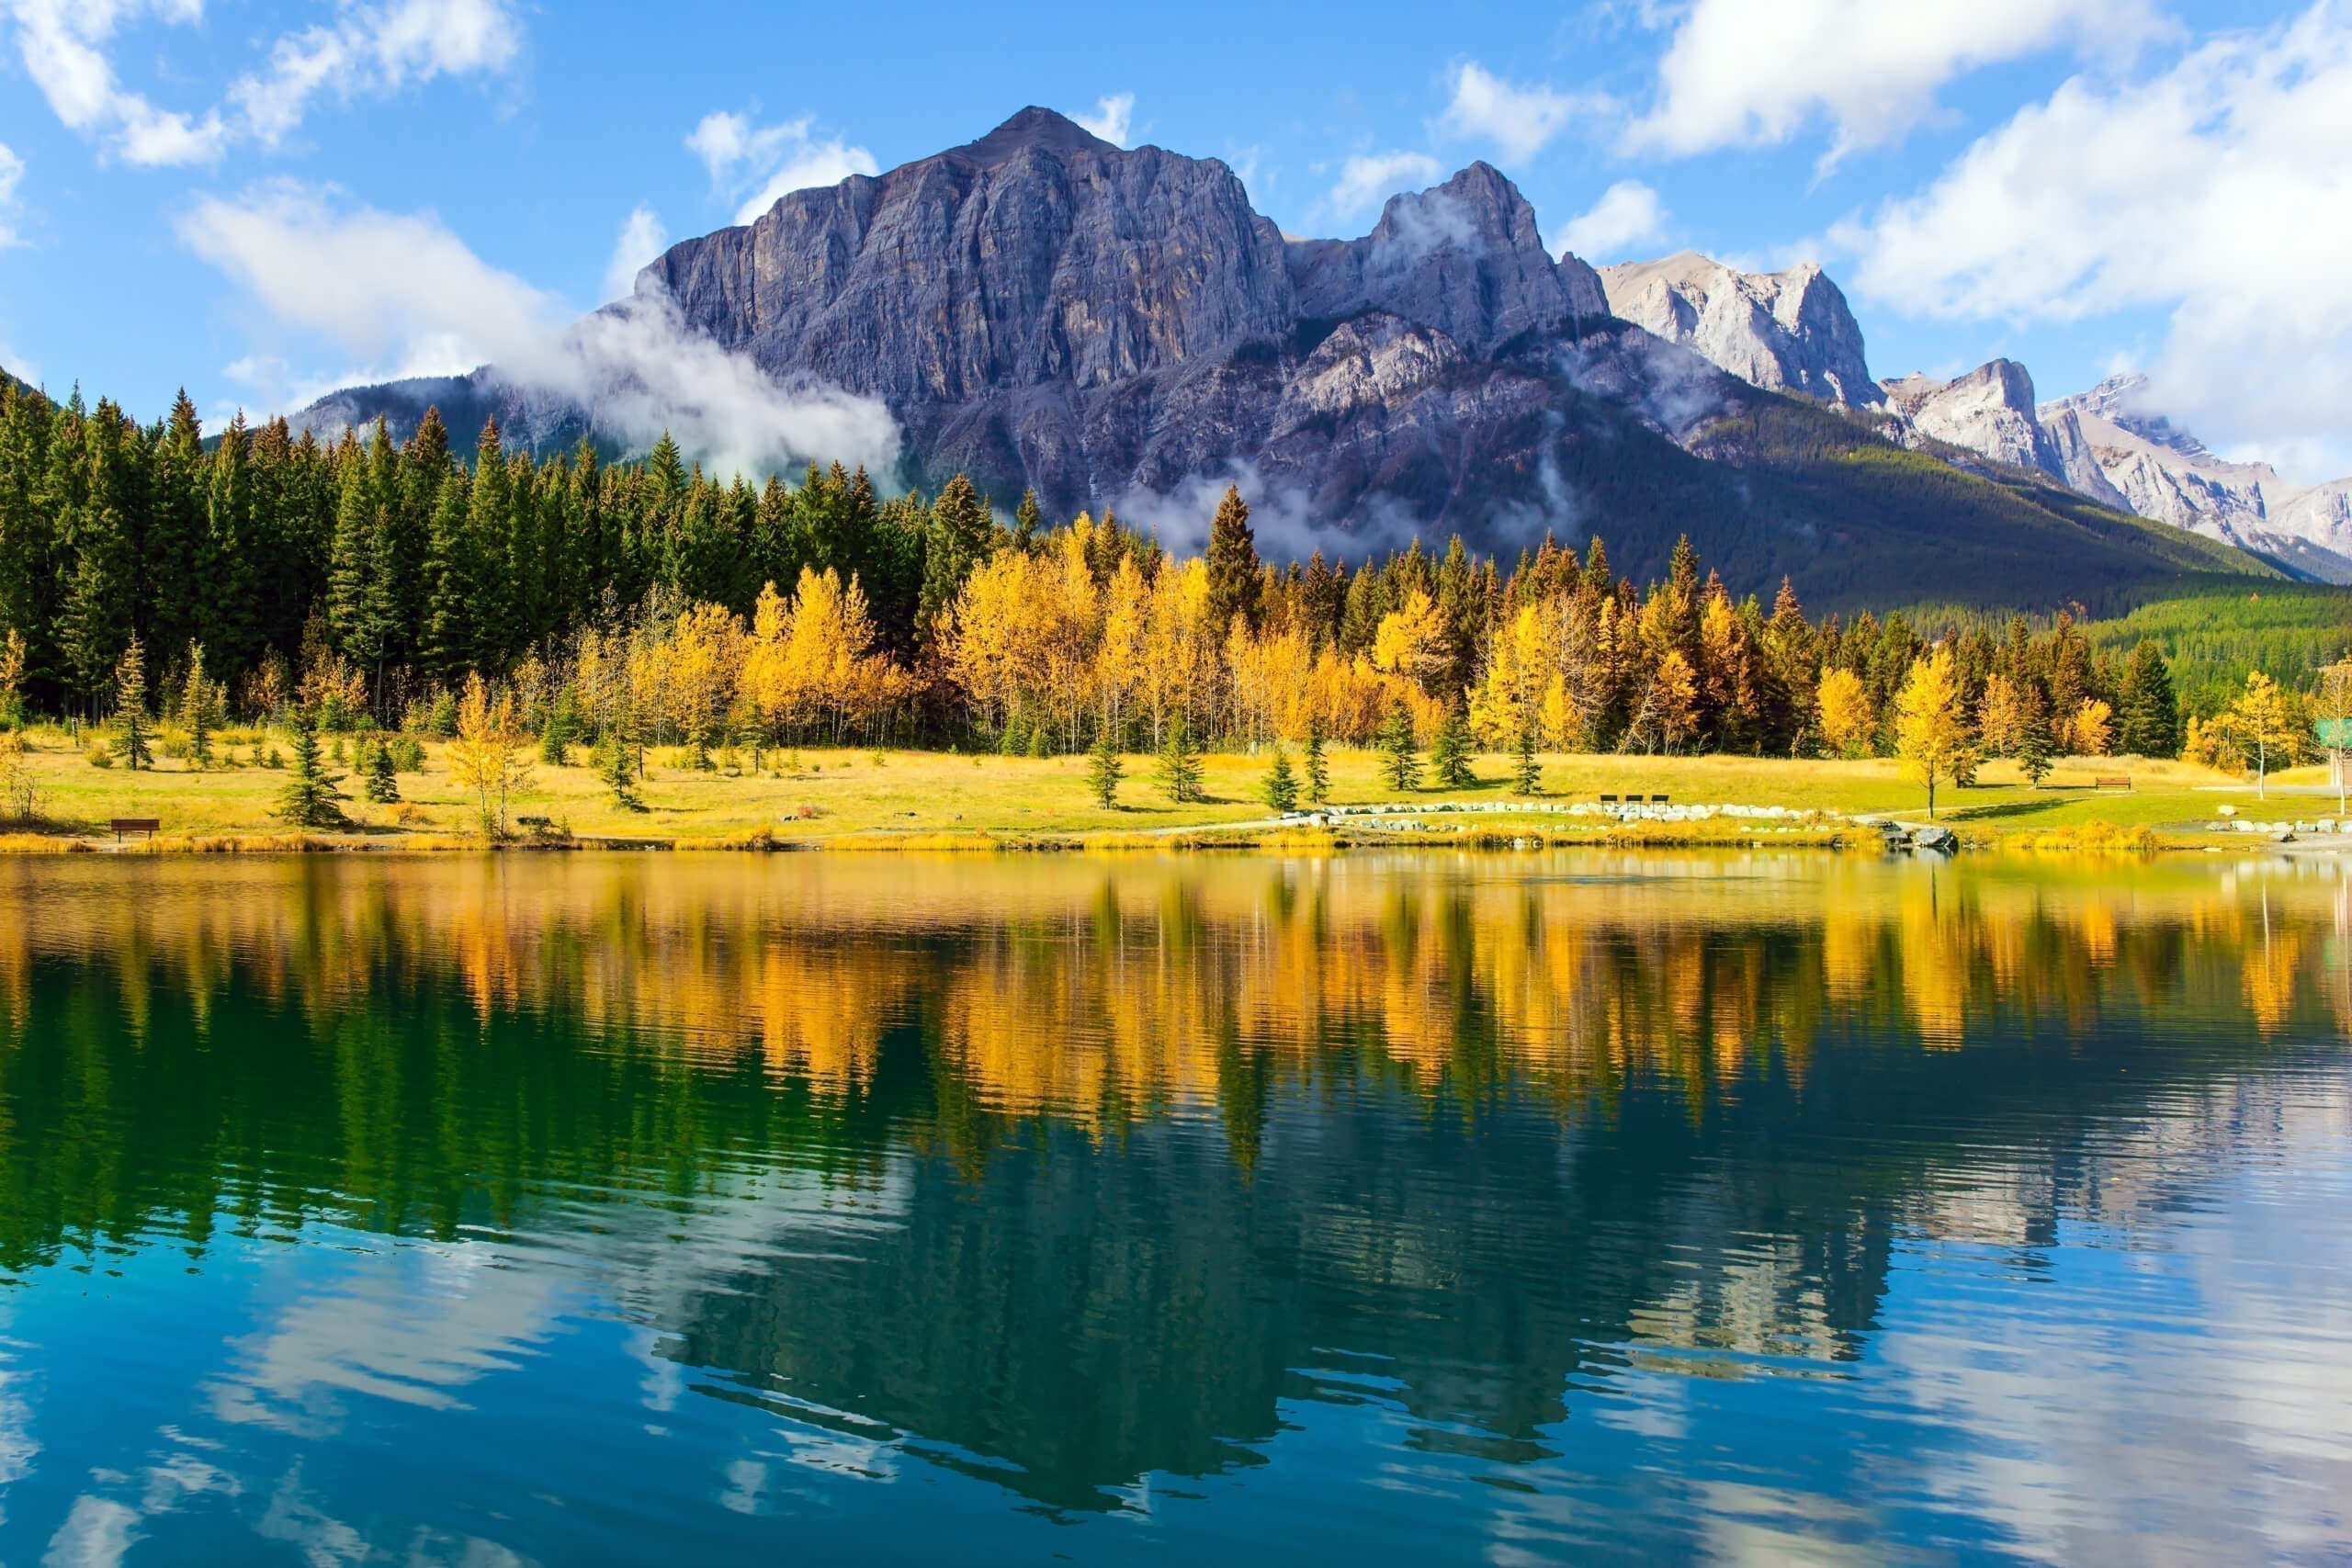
[7,724,2334,850]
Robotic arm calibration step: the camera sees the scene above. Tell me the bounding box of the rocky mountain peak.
[2041,373,2211,459]
[1287,161,1605,358]
[947,106,1123,168]
[1881,359,2064,478]
[1598,251,1881,408]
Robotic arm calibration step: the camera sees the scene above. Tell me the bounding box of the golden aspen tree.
[942,551,1032,738]
[1815,668,1875,758]
[1094,555,1148,739]
[448,672,534,835]
[1976,672,2027,756]
[2065,697,2113,758]
[1038,525,1102,749]
[742,581,794,742]
[1372,588,1446,692]
[665,601,745,769]
[1893,646,1970,818]
[2222,670,2296,798]
[1648,648,1702,752]
[1468,602,1549,750]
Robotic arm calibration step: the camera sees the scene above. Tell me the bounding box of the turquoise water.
[0,852,2347,1564]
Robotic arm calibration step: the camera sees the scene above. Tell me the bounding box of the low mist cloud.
[1103,460,1424,565]
[180,181,900,480]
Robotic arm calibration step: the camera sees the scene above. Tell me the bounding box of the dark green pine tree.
[180,641,215,769]
[1511,725,1543,796]
[144,389,208,659]
[1086,727,1124,808]
[325,437,382,662]
[1203,483,1261,637]
[420,467,478,682]
[112,632,152,770]
[466,420,515,663]
[1012,487,1044,550]
[2018,689,2055,787]
[598,724,645,811]
[55,402,139,705]
[1154,712,1204,804]
[1579,534,1614,599]
[57,503,133,705]
[363,736,401,803]
[275,709,348,828]
[918,474,995,643]
[1303,723,1330,805]
[2117,639,2181,758]
[1433,536,1482,702]
[1260,744,1299,813]
[1430,705,1476,789]
[200,414,260,672]
[1377,703,1420,793]
[391,408,451,665]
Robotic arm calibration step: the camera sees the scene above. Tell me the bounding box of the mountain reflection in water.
[0,852,2346,1565]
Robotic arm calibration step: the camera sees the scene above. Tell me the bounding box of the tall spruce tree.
[276,708,347,828]
[1430,705,1476,789]
[112,632,152,770]
[1511,725,1542,796]
[364,736,400,804]
[1303,724,1330,805]
[179,640,214,769]
[1260,744,1299,813]
[918,474,994,642]
[2018,689,2055,787]
[1204,484,1261,636]
[1377,703,1420,792]
[2117,639,2181,758]
[1087,728,1124,808]
[1154,713,1204,804]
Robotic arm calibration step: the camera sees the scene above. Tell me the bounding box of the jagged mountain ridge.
[2040,375,2352,581]
[1599,252,1879,409]
[1599,253,2348,584]
[292,108,2263,605]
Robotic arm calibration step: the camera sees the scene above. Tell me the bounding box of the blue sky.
[2,0,2346,478]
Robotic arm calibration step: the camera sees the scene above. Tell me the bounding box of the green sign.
[2319,717,2352,748]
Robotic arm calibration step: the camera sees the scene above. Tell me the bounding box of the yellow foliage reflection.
[1,854,2343,1128]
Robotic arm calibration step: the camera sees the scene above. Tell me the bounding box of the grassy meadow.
[3,722,2338,852]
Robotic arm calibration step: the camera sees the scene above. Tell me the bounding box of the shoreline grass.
[3,725,2340,856]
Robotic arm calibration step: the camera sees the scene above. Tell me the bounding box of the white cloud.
[178,183,901,480]
[1556,179,1668,261]
[603,204,667,303]
[1621,0,2166,164]
[0,141,22,247]
[685,109,879,225]
[229,0,524,148]
[1439,62,1609,161]
[1326,150,1443,222]
[6,0,227,165]
[1073,92,1136,147]
[180,181,552,375]
[5,0,521,166]
[1837,4,2352,476]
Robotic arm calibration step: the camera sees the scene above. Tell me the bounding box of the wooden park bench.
[2090,775,2132,791]
[515,815,554,829]
[1599,794,1618,804]
[1651,794,1671,805]
[110,818,159,841]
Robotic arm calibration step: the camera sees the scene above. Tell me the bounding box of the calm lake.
[0,851,2347,1565]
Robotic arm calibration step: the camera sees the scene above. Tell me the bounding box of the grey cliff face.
[1882,360,2065,477]
[639,111,1623,529]
[1286,164,1608,356]
[650,107,1295,406]
[287,107,2278,599]
[1598,252,1881,408]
